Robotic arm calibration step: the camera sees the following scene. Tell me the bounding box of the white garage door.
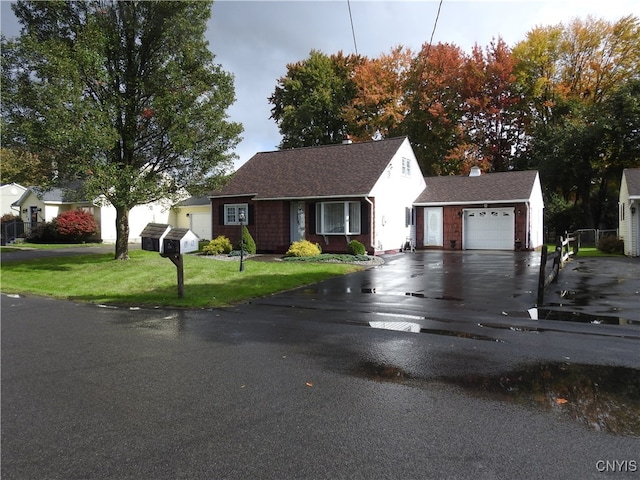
[189,212,212,241]
[463,208,514,250]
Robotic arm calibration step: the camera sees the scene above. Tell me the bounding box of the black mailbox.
[162,228,199,255]
[140,223,171,252]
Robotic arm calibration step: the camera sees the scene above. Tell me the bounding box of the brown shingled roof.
[415,170,539,205]
[209,136,408,200]
[624,168,640,198]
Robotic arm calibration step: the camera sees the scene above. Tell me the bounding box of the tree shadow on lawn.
[67,271,335,308]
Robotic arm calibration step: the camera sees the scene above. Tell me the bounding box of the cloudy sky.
[2,0,638,168]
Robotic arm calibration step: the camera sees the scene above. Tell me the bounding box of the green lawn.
[0,250,363,308]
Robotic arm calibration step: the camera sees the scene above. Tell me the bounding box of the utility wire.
[347,0,358,55]
[424,0,444,61]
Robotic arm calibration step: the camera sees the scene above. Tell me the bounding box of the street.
[2,251,639,479]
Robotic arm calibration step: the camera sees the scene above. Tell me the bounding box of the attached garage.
[414,168,544,251]
[463,208,514,250]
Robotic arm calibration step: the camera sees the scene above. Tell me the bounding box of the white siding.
[619,172,639,257]
[528,172,545,249]
[369,138,426,253]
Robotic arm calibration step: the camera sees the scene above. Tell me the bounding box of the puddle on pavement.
[368,317,504,342]
[535,308,638,326]
[353,360,640,436]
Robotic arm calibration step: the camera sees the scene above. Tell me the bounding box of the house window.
[224,203,248,225]
[402,157,411,177]
[316,201,361,235]
[405,207,414,227]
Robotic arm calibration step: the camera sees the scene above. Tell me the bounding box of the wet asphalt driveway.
[2,250,639,479]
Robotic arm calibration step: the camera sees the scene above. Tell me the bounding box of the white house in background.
[1,183,27,216]
[619,168,640,257]
[11,186,172,243]
[168,196,212,241]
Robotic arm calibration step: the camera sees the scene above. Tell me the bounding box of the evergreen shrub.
[347,239,366,255]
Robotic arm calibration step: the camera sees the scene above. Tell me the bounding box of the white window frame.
[224,203,248,225]
[316,201,361,235]
[402,157,411,177]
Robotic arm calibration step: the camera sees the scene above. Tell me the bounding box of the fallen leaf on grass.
[556,398,569,404]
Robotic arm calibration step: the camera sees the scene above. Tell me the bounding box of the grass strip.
[1,250,363,308]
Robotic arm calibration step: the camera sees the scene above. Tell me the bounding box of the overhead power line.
[347,0,358,55]
[424,0,444,61]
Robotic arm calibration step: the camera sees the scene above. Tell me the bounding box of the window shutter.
[248,204,255,225]
[309,203,316,234]
[360,201,369,234]
[219,205,225,225]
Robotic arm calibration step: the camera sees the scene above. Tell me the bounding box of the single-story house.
[413,167,544,250]
[12,186,172,243]
[168,196,212,241]
[1,183,27,217]
[208,136,426,254]
[619,167,640,257]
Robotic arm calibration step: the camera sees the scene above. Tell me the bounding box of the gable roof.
[12,185,92,206]
[414,170,539,205]
[209,136,409,200]
[623,168,640,199]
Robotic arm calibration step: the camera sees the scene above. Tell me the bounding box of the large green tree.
[269,50,362,148]
[1,0,242,259]
[513,15,640,229]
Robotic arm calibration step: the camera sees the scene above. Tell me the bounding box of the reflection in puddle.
[369,321,421,333]
[353,360,640,436]
[533,308,638,326]
[368,316,504,342]
[443,362,640,436]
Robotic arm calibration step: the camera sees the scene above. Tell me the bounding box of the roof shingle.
[209,137,408,200]
[623,168,640,198]
[415,170,539,205]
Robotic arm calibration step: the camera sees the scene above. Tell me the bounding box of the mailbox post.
[161,228,199,299]
[140,223,199,299]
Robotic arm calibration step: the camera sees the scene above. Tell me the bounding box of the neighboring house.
[11,186,171,243]
[208,136,426,254]
[619,168,640,257]
[413,167,544,251]
[168,196,212,241]
[1,183,27,216]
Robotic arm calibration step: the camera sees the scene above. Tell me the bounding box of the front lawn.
[0,250,363,308]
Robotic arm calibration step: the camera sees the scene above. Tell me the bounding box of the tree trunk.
[115,206,130,260]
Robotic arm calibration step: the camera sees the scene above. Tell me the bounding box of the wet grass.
[0,250,363,308]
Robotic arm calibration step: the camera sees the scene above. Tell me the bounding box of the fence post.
[537,245,548,306]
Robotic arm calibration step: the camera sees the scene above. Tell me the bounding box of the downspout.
[525,202,531,249]
[365,196,375,254]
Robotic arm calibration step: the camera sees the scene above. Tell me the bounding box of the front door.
[290,202,305,243]
[423,207,443,247]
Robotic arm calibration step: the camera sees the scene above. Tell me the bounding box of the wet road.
[2,251,640,479]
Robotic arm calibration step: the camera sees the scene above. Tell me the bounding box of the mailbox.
[140,223,171,252]
[162,228,200,255]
